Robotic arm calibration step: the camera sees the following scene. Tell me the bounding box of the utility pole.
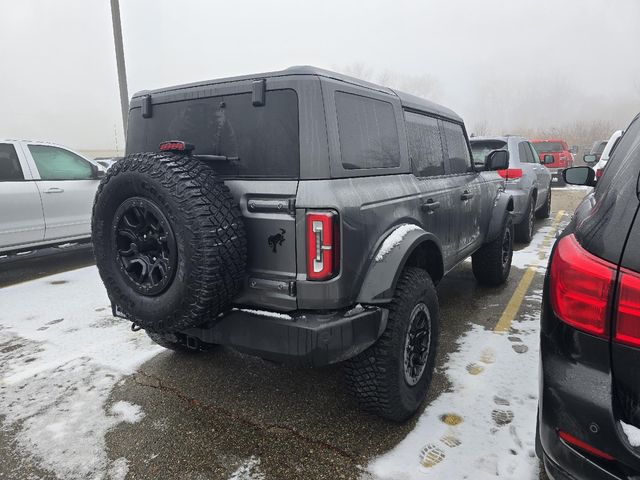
[110,0,129,135]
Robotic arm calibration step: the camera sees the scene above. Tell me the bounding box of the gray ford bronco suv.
[93,66,514,421]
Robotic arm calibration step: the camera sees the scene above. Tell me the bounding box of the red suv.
[531,139,574,186]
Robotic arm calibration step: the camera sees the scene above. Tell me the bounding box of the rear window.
[335,91,400,170]
[532,141,564,153]
[470,140,507,166]
[590,141,608,155]
[126,89,300,178]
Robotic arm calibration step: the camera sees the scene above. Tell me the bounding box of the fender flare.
[486,191,515,243]
[357,224,442,304]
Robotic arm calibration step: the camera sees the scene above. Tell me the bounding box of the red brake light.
[497,168,523,180]
[596,168,604,179]
[550,234,615,336]
[558,431,615,461]
[614,269,640,347]
[159,141,194,153]
[306,211,339,281]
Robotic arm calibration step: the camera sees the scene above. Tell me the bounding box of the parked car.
[531,139,575,186]
[537,113,640,479]
[0,140,104,254]
[471,136,553,243]
[92,66,515,421]
[93,156,122,170]
[586,130,624,179]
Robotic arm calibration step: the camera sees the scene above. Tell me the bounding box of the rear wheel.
[515,197,535,243]
[472,217,513,286]
[344,267,439,422]
[536,189,551,219]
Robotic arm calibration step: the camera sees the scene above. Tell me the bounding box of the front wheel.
[472,217,513,286]
[344,267,439,422]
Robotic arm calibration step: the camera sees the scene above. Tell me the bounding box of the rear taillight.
[596,168,604,179]
[550,234,615,336]
[558,431,615,461]
[497,168,523,180]
[306,211,339,281]
[614,270,640,347]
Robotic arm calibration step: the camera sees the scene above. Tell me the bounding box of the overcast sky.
[1,0,639,150]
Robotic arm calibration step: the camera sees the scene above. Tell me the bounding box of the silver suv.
[471,135,553,243]
[0,140,104,254]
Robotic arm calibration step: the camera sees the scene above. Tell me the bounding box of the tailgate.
[224,180,299,311]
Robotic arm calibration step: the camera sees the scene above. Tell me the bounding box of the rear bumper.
[181,306,388,367]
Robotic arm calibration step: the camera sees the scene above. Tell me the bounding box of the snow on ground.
[368,217,566,480]
[0,266,162,479]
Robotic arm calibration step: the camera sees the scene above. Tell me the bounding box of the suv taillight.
[550,234,614,336]
[306,211,339,281]
[497,169,523,180]
[614,270,640,347]
[550,234,640,345]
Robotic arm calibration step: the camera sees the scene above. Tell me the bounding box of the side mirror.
[485,149,509,171]
[583,154,598,165]
[564,166,596,187]
[543,154,555,165]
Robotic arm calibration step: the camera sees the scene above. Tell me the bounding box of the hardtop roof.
[131,65,462,123]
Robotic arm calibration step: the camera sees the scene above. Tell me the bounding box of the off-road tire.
[147,331,217,353]
[515,197,535,243]
[536,189,551,219]
[472,217,513,286]
[92,152,247,333]
[344,267,439,422]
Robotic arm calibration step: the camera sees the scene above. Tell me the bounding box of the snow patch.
[375,224,423,262]
[621,421,640,447]
[111,401,145,424]
[236,308,292,320]
[228,456,265,480]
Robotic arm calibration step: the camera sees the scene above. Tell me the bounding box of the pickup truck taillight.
[550,234,640,344]
[306,211,340,281]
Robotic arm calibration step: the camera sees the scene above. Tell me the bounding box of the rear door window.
[470,140,507,166]
[28,145,94,180]
[127,89,300,178]
[335,91,400,170]
[404,111,445,177]
[518,142,535,163]
[0,144,24,181]
[442,121,472,174]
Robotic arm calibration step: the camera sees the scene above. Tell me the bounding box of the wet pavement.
[0,188,588,479]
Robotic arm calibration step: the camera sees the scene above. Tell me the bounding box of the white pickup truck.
[0,140,104,254]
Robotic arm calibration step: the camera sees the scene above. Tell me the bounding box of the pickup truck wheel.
[147,331,217,353]
[472,217,513,286]
[92,152,247,333]
[536,189,551,219]
[514,198,534,243]
[344,267,439,422]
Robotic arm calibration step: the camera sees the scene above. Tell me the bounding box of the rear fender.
[357,224,442,304]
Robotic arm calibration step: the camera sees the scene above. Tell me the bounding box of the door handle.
[421,199,441,213]
[44,187,65,194]
[460,191,474,201]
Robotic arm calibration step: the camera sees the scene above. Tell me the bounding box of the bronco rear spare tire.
[92,152,246,333]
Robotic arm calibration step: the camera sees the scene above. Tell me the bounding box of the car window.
[595,118,640,198]
[335,91,400,170]
[442,121,472,174]
[470,140,507,166]
[404,111,445,177]
[528,143,541,163]
[0,143,24,181]
[518,142,534,163]
[28,145,94,180]
[532,141,564,153]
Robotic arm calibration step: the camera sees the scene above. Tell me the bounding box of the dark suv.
[92,66,515,421]
[538,112,640,478]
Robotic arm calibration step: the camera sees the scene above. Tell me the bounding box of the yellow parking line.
[494,210,565,333]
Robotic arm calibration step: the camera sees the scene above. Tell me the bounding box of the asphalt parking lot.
[0,188,587,480]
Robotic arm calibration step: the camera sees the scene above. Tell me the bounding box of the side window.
[442,121,472,174]
[518,142,535,163]
[335,91,400,170]
[528,143,541,163]
[28,145,94,180]
[0,144,24,181]
[404,111,445,177]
